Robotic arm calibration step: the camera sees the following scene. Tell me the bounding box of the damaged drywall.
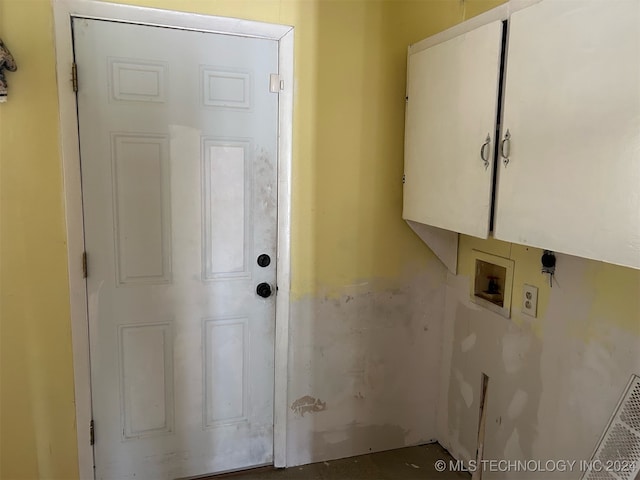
[291,396,327,417]
[437,237,640,479]
[286,266,447,466]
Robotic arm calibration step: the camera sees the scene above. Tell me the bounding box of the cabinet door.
[495,0,640,269]
[403,21,503,238]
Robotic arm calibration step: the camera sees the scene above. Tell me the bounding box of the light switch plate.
[522,284,538,318]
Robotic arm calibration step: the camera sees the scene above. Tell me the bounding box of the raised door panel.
[495,0,640,269]
[403,20,503,239]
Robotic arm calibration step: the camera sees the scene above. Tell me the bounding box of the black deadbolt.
[256,282,272,298]
[257,254,271,268]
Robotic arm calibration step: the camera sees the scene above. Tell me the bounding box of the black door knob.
[257,254,271,267]
[256,282,272,298]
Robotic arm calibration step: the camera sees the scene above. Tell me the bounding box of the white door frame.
[52,2,293,477]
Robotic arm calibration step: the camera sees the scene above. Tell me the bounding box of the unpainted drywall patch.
[461,333,477,352]
[534,322,640,461]
[454,369,474,408]
[291,396,327,417]
[449,402,473,463]
[507,389,528,420]
[286,267,447,466]
[445,300,543,464]
[445,236,640,473]
[502,331,532,374]
[503,429,524,460]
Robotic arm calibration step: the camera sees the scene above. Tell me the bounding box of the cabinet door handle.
[480,134,491,169]
[500,129,511,167]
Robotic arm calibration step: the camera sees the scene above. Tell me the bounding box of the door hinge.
[89,419,95,445]
[72,63,78,92]
[82,251,88,278]
[269,73,284,93]
[402,174,406,184]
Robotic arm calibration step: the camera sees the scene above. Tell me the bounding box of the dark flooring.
[211,443,470,480]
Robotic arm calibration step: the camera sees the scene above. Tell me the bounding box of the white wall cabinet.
[495,0,640,269]
[404,0,640,270]
[404,20,503,239]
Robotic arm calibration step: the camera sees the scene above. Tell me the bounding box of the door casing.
[52,2,293,478]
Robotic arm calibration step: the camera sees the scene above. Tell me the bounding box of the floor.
[212,443,470,480]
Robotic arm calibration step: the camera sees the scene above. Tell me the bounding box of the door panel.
[112,134,172,285]
[202,140,251,279]
[495,0,640,269]
[403,20,503,239]
[74,18,278,480]
[120,322,174,439]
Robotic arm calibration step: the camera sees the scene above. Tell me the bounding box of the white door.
[495,0,640,269]
[74,18,279,480]
[403,20,503,238]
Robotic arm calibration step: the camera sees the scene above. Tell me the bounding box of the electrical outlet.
[522,284,538,317]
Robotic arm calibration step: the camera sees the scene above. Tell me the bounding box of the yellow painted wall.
[1,1,79,478]
[0,0,495,477]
